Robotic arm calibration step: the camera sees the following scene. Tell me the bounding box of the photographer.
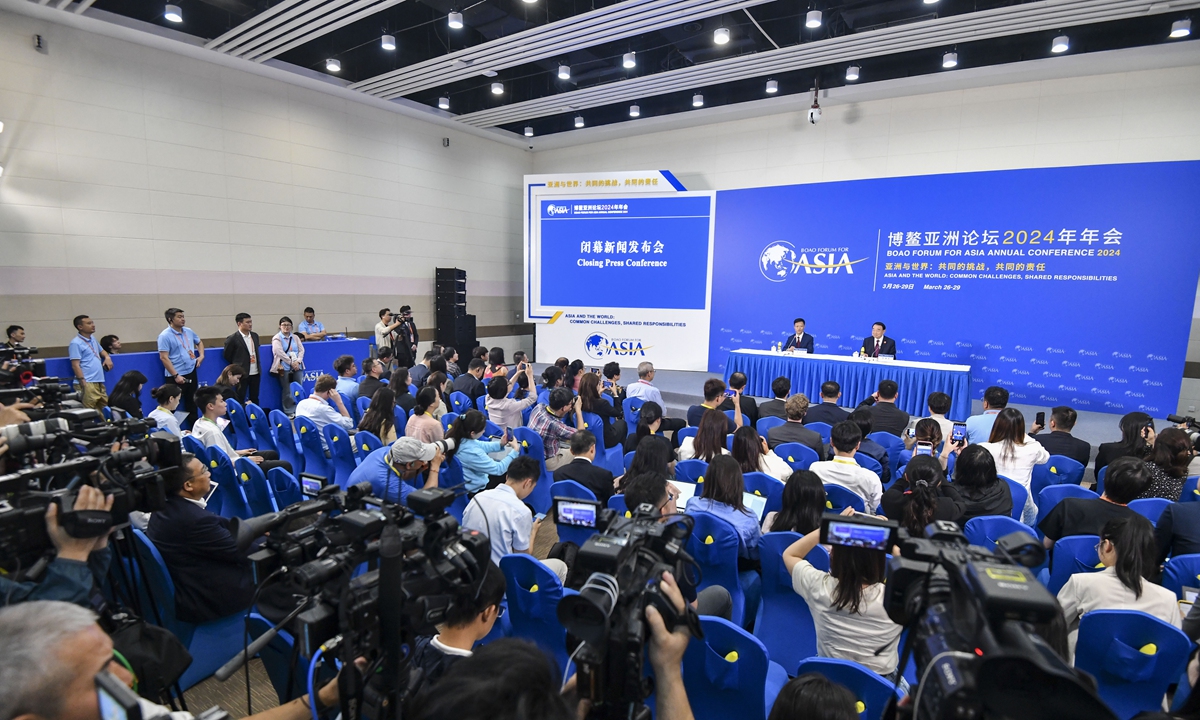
[348,436,447,504]
[529,388,584,471]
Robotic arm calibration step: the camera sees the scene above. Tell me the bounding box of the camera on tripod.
[0,345,45,388]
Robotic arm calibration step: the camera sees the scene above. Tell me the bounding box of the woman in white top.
[484,367,537,432]
[148,384,184,437]
[678,408,732,462]
[979,408,1049,525]
[782,508,903,677]
[1058,515,1183,658]
[731,426,793,481]
[271,316,305,414]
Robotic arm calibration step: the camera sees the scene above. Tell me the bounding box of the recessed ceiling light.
[491,82,504,95]
[558,64,570,80]
[692,93,704,107]
[0,121,5,134]
[575,115,585,128]
[1170,18,1191,37]
[846,65,860,81]
[714,27,730,45]
[0,165,5,178]
[438,96,450,110]
[326,58,341,72]
[630,104,640,117]
[164,4,182,22]
[381,34,396,50]
[623,52,636,69]
[525,126,534,136]
[806,10,822,28]
[448,11,463,29]
[923,0,938,5]
[1051,35,1069,53]
[942,51,958,68]
[765,80,778,94]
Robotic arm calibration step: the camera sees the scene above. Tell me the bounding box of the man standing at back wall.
[158,307,204,429]
[223,312,262,407]
[68,315,112,411]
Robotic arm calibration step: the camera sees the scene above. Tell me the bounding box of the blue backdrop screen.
[708,162,1200,416]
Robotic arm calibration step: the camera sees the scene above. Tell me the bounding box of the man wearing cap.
[347,436,449,505]
[396,305,419,369]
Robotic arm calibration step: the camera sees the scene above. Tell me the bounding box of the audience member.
[390,367,416,413]
[553,430,618,504]
[768,674,859,720]
[461,456,567,580]
[486,368,537,432]
[687,378,741,432]
[99,334,121,355]
[860,379,909,436]
[1057,516,1182,657]
[395,305,419,368]
[375,308,403,354]
[69,315,113,411]
[216,363,244,400]
[377,345,395,374]
[539,366,563,398]
[731,425,792,481]
[679,408,732,462]
[622,470,679,517]
[803,381,851,426]
[759,376,791,420]
[529,387,583,470]
[627,433,675,482]
[451,358,487,403]
[1095,411,1155,479]
[333,354,360,401]
[564,359,585,391]
[485,347,508,379]
[1029,405,1091,468]
[426,371,451,418]
[511,350,527,366]
[407,387,446,443]
[148,384,184,437]
[349,436,445,504]
[684,456,762,567]
[767,394,825,460]
[980,407,1049,524]
[222,312,262,406]
[578,371,626,448]
[157,308,203,425]
[898,417,960,475]
[846,408,891,485]
[271,316,305,414]
[601,361,625,400]
[1154,497,1200,562]
[471,345,489,365]
[1137,426,1191,501]
[965,386,1008,444]
[809,421,883,514]
[782,509,902,676]
[446,409,521,494]
[3,324,24,349]
[923,391,954,441]
[625,361,666,407]
[952,445,1013,521]
[411,350,436,388]
[297,306,326,341]
[762,470,826,534]
[358,387,398,442]
[295,375,354,451]
[881,455,965,536]
[1040,457,1151,547]
[717,371,758,426]
[106,369,147,419]
[193,386,291,471]
[410,562,506,688]
[359,357,386,401]
[623,400,677,455]
[443,346,461,376]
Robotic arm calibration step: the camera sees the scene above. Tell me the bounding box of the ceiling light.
[381,34,396,50]
[575,115,585,128]
[0,165,4,178]
[448,11,463,29]
[622,52,636,69]
[482,69,498,77]
[846,65,860,81]
[1170,18,1191,37]
[805,10,822,28]
[629,104,640,117]
[692,93,704,107]
[942,51,958,68]
[765,80,778,94]
[558,64,571,80]
[438,96,450,110]
[491,82,504,94]
[714,27,730,45]
[164,4,182,22]
[326,58,341,72]
[1051,35,1069,53]
[525,126,534,137]
[923,0,938,4]
[0,121,4,134]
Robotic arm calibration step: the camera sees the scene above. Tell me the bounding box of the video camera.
[809,512,1119,720]
[0,345,45,388]
[1168,414,1200,451]
[555,497,702,720]
[0,346,83,419]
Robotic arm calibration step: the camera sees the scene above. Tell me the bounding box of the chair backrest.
[723,409,740,427]
[963,515,1030,551]
[774,442,819,471]
[498,554,573,676]
[1097,465,1108,496]
[223,397,256,450]
[686,511,749,626]
[1182,476,1199,503]
[551,480,599,546]
[867,431,904,472]
[823,484,866,513]
[235,457,280,515]
[742,472,783,521]
[322,424,358,488]
[512,427,552,514]
[441,411,459,434]
[1036,484,1097,530]
[999,476,1028,521]
[677,426,699,443]
[794,657,898,720]
[181,433,207,458]
[623,397,644,434]
[293,416,331,483]
[537,389,551,406]
[756,532,826,672]
[449,391,472,415]
[1045,534,1102,594]
[682,615,777,720]
[1075,610,1191,720]
[475,395,487,412]
[392,406,408,438]
[580,411,609,451]
[289,382,304,406]
[607,494,630,517]
[483,420,504,440]
[269,410,304,475]
[806,421,833,444]
[1031,455,1087,499]
[130,529,191,642]
[1160,553,1200,599]
[407,383,417,397]
[336,392,358,425]
[206,449,251,519]
[101,406,112,421]
[1128,498,1170,526]
[356,396,371,419]
[267,467,303,508]
[854,453,884,479]
[355,431,383,462]
[756,416,785,437]
[675,459,708,484]
[245,403,278,454]
[623,451,636,472]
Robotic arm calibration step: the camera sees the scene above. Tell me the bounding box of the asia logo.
[1107,377,1128,384]
[1095,363,1115,370]
[1128,365,1150,373]
[1045,347,1065,354]
[759,241,866,282]
[1147,354,1168,361]
[1015,345,1032,352]
[1112,351,1132,359]
[546,204,570,216]
[1143,379,1164,387]
[584,332,652,360]
[1011,369,1030,376]
[1030,358,1049,365]
[1061,360,1081,367]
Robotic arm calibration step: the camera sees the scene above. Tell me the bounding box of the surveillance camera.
[807,104,822,124]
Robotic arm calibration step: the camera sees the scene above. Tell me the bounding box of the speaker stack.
[435,267,476,351]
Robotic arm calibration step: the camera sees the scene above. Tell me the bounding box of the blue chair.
[407,383,417,397]
[338,392,359,425]
[774,442,819,471]
[246,613,308,702]
[483,420,505,440]
[392,406,408,438]
[867,431,904,473]
[436,456,469,522]
[1097,465,1108,496]
[724,409,743,427]
[964,515,1030,552]
[683,615,788,720]
[794,658,899,720]
[854,453,884,479]
[806,421,833,444]
[823,484,866,513]
[355,431,383,462]
[1128,498,1170,526]
[624,451,636,472]
[1031,455,1086,500]
[512,427,552,513]
[1181,476,1199,502]
[268,467,303,507]
[293,416,331,483]
[245,403,278,455]
[223,397,256,450]
[101,406,112,421]
[725,435,735,452]
[607,494,630,517]
[756,416,785,437]
[475,395,487,412]
[269,410,304,476]
[581,411,623,476]
[521,404,535,426]
[1075,610,1191,719]
[449,391,472,415]
[686,511,759,627]
[499,554,577,676]
[207,450,251,519]
[1037,534,1101,594]
[675,459,708,484]
[1160,553,1200,599]
[322,424,358,488]
[743,472,783,521]
[1000,476,1028,521]
[289,381,304,407]
[537,389,551,406]
[677,426,698,444]
[1036,484,1097,531]
[623,397,645,435]
[356,395,371,419]
[131,529,245,690]
[181,433,207,458]
[756,533,827,673]
[441,411,459,435]
[551,480,599,546]
[234,457,280,515]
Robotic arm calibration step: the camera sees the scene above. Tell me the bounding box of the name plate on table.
[789,349,809,354]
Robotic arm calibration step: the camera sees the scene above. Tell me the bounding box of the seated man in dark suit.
[716,372,758,427]
[1154,499,1200,562]
[766,394,825,460]
[861,321,896,358]
[804,380,850,427]
[1030,405,1092,468]
[451,358,487,403]
[552,430,617,504]
[1039,457,1150,549]
[758,377,790,421]
[358,357,386,402]
[847,408,891,486]
[687,378,738,433]
[858,379,909,437]
[782,317,814,353]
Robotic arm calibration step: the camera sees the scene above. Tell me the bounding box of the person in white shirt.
[979,407,1049,525]
[148,384,184,437]
[221,313,262,407]
[1058,515,1183,659]
[374,308,402,351]
[191,386,291,472]
[731,426,793,481]
[809,420,884,514]
[923,391,954,444]
[625,361,665,408]
[295,375,355,452]
[409,562,507,687]
[461,455,568,581]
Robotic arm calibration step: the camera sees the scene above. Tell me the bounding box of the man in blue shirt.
[349,436,446,504]
[334,354,360,400]
[965,386,1008,444]
[67,315,112,410]
[157,307,205,428]
[298,306,326,341]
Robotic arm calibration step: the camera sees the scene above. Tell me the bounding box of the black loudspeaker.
[436,267,475,350]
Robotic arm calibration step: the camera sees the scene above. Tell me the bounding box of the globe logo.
[584,333,610,360]
[760,241,797,282]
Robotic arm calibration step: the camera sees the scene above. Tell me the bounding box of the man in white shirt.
[624,361,665,407]
[374,308,402,351]
[923,391,954,443]
[965,386,1007,444]
[192,386,291,471]
[296,374,355,452]
[809,420,883,514]
[461,455,567,581]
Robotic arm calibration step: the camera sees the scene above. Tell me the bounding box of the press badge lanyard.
[172,328,195,359]
[77,334,101,358]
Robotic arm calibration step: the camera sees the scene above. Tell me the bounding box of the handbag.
[101,607,193,701]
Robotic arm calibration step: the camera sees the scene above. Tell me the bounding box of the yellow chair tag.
[856,701,866,714]
[1139,643,1157,655]
[210,460,218,468]
[240,473,248,481]
[826,500,833,508]
[522,440,529,447]
[787,456,794,462]
[697,476,704,483]
[333,436,339,442]
[1050,467,1058,474]
[530,584,539,593]
[754,490,763,496]
[624,511,632,518]
[704,536,714,545]
[300,426,306,433]
[723,651,738,663]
